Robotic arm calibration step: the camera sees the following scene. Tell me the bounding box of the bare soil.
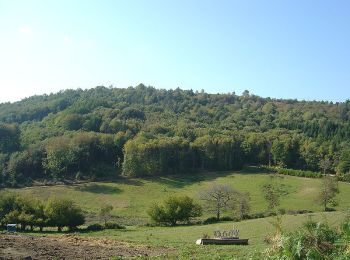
[0,234,172,259]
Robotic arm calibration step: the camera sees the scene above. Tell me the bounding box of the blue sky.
[0,0,349,103]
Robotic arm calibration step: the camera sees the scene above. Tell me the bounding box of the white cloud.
[18,26,32,35]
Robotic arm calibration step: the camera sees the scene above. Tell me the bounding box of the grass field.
[24,211,348,259]
[99,211,347,259]
[4,169,350,258]
[6,168,350,224]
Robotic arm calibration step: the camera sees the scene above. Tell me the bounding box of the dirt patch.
[0,234,172,259]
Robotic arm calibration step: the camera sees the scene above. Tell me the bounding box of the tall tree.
[317,175,339,211]
[199,183,240,220]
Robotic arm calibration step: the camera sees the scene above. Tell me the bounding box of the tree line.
[0,193,84,231]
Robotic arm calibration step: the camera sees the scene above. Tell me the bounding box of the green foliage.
[45,197,85,231]
[87,223,104,231]
[123,135,192,176]
[104,222,125,229]
[147,195,202,226]
[266,218,350,259]
[42,132,121,179]
[0,193,47,231]
[99,204,113,225]
[317,175,340,211]
[261,177,289,211]
[1,85,350,185]
[0,123,20,153]
[199,183,249,220]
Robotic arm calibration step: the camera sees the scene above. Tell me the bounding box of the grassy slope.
[6,169,350,224]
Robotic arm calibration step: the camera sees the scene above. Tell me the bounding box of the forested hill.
[1,84,350,186]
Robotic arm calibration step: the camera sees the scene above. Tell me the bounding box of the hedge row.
[259,166,350,182]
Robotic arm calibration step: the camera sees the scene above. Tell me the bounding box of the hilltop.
[0,85,350,186]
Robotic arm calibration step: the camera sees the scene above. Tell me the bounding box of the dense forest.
[1,84,350,186]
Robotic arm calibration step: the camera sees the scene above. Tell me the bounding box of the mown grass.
[6,168,350,224]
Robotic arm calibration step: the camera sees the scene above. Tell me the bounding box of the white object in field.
[196,239,203,245]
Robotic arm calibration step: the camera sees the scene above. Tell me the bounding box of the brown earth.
[0,234,172,259]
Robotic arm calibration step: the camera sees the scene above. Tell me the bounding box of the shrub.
[202,217,219,225]
[147,195,202,226]
[104,222,125,229]
[220,216,236,222]
[260,166,324,179]
[87,223,104,231]
[45,197,85,231]
[266,219,349,259]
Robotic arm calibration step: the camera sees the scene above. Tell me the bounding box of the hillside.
[1,85,350,186]
[4,170,350,225]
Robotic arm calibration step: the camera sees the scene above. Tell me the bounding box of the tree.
[337,148,350,174]
[199,183,241,220]
[147,196,202,226]
[0,193,16,226]
[45,197,85,231]
[99,204,113,226]
[317,175,339,211]
[261,179,288,212]
[233,192,251,220]
[319,158,332,175]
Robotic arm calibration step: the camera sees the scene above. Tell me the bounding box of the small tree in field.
[147,195,202,226]
[317,175,339,211]
[233,192,251,220]
[199,183,241,220]
[99,204,113,225]
[45,197,85,231]
[261,180,288,212]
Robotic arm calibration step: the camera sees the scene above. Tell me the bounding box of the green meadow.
[5,169,350,258]
[85,211,347,259]
[7,169,350,224]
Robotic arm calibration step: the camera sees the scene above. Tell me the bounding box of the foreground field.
[0,234,171,259]
[3,170,350,258]
[1,211,347,259]
[6,169,350,224]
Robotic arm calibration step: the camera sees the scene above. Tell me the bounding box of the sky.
[0,0,350,103]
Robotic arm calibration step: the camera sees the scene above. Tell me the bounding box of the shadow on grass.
[98,176,144,186]
[144,171,236,189]
[146,166,272,189]
[75,184,122,194]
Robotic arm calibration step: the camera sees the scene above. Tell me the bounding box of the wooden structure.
[196,226,249,245]
[196,238,249,245]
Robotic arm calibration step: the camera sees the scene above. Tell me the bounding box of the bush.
[87,223,104,231]
[266,219,349,259]
[220,216,236,222]
[338,173,350,182]
[45,197,85,231]
[147,195,202,226]
[260,166,324,179]
[202,217,219,225]
[104,222,125,229]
